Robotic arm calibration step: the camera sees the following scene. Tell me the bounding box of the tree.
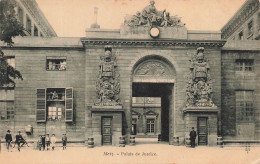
[0,0,24,87]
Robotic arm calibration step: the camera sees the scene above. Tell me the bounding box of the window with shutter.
[36,89,46,122]
[65,88,73,122]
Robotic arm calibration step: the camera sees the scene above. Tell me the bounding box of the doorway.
[132,83,173,142]
[102,117,112,145]
[197,117,208,145]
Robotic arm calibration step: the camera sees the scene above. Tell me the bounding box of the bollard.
[119,136,125,147]
[185,137,191,147]
[173,136,179,146]
[158,134,161,143]
[217,136,223,148]
[88,137,94,148]
[129,136,135,146]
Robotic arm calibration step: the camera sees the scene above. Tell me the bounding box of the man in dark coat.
[14,131,24,152]
[190,127,197,148]
[5,130,12,152]
[41,135,46,151]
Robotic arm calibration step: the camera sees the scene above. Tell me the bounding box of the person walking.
[62,134,67,150]
[50,134,56,150]
[189,127,197,148]
[45,134,50,151]
[5,130,12,152]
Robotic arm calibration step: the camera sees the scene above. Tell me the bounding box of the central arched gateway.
[131,56,176,143]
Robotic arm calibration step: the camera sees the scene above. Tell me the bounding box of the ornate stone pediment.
[143,110,158,119]
[132,110,141,119]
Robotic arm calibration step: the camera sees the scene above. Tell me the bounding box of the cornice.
[20,0,57,37]
[221,0,259,39]
[81,38,226,48]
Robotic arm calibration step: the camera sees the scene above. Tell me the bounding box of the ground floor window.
[146,119,155,133]
[0,101,14,120]
[48,106,62,120]
[236,91,254,122]
[0,89,14,120]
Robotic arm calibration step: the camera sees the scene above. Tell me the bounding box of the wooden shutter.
[65,88,73,122]
[36,89,46,122]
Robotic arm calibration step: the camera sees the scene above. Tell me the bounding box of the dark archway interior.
[132,82,174,141]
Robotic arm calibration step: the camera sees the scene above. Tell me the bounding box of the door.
[102,117,112,145]
[197,117,208,145]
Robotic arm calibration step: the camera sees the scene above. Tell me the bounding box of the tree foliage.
[0,0,24,45]
[0,0,24,87]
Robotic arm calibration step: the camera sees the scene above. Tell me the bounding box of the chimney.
[90,7,100,29]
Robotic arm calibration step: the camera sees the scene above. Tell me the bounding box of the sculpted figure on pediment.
[124,0,184,27]
[161,12,185,27]
[141,0,165,26]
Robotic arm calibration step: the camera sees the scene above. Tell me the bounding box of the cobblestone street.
[1,143,260,164]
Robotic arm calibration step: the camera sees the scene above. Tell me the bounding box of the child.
[45,134,50,151]
[50,134,56,150]
[38,135,42,151]
[62,134,67,150]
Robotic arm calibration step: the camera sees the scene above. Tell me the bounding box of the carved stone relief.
[134,60,171,77]
[124,0,185,27]
[186,47,215,107]
[94,46,121,106]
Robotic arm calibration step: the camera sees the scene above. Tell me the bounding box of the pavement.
[0,143,260,164]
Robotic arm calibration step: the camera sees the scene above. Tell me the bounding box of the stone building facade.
[221,0,259,40]
[0,0,259,146]
[16,0,57,37]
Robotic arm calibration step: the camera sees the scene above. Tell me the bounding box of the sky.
[36,0,246,37]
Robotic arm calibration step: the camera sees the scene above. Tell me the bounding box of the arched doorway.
[131,56,175,143]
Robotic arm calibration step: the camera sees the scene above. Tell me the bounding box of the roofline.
[19,0,57,37]
[220,0,258,32]
[81,37,226,48]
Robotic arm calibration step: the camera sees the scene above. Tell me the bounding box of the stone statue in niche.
[95,46,121,106]
[124,0,185,27]
[186,47,215,107]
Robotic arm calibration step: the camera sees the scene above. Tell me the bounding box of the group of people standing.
[39,134,52,151]
[38,133,67,151]
[3,130,68,152]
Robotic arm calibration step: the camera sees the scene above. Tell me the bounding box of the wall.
[0,46,85,141]
[83,42,222,144]
[228,11,260,40]
[221,49,260,139]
